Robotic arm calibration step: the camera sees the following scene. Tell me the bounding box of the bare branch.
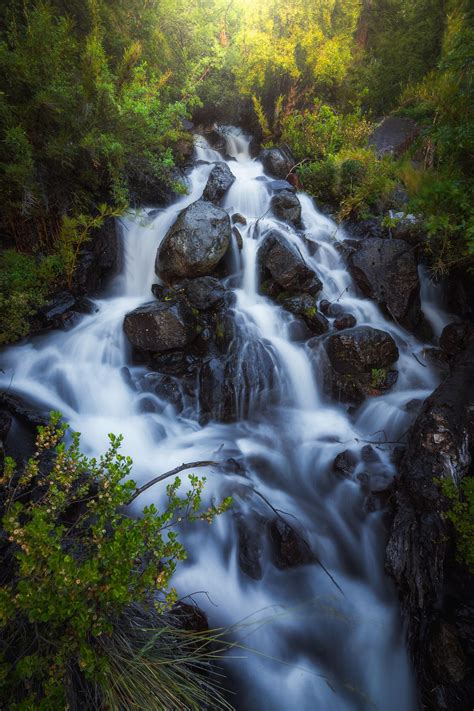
[127,460,219,504]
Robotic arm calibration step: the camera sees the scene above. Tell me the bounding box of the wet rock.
[268,179,296,193]
[172,602,208,633]
[140,373,183,411]
[38,291,78,330]
[258,231,322,296]
[440,321,474,359]
[324,326,399,375]
[156,199,231,282]
[368,116,420,158]
[388,211,424,246]
[231,213,247,225]
[270,190,302,227]
[333,450,357,478]
[334,313,357,330]
[236,514,265,580]
[268,517,314,569]
[232,226,243,250]
[280,294,329,335]
[259,145,295,179]
[123,300,197,353]
[202,162,235,204]
[385,335,474,709]
[319,299,331,315]
[349,238,422,331]
[73,218,119,296]
[178,276,228,311]
[0,392,49,428]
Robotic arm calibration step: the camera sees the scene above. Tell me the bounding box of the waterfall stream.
[0,127,452,710]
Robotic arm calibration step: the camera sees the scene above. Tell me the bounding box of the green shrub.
[297,158,338,204]
[440,476,474,573]
[0,414,232,709]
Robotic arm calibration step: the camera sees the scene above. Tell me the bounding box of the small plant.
[370,368,387,389]
[0,413,232,708]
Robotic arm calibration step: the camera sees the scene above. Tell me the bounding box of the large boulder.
[155,200,231,282]
[123,300,197,353]
[385,335,474,710]
[349,238,422,331]
[270,190,302,227]
[368,116,420,158]
[73,218,119,296]
[259,231,322,296]
[202,162,235,204]
[259,146,295,179]
[311,326,399,405]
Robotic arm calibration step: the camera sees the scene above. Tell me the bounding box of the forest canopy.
[0,0,472,342]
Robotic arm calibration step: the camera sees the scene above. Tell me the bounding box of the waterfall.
[1,126,452,711]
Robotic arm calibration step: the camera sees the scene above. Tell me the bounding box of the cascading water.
[0,127,452,710]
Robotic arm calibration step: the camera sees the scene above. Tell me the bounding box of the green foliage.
[440,476,474,573]
[0,414,231,708]
[370,367,387,389]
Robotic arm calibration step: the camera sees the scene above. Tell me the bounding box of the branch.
[127,460,219,504]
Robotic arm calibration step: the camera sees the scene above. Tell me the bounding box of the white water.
[1,128,452,710]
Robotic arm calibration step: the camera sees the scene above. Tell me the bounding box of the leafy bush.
[0,414,232,708]
[297,159,338,204]
[441,476,474,573]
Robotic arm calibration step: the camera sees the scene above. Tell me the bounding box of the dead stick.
[128,460,219,504]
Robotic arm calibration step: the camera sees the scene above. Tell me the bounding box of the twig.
[412,351,427,368]
[127,460,219,504]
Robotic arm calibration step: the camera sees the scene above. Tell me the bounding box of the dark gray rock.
[349,238,422,331]
[440,322,474,359]
[123,300,197,353]
[236,514,265,580]
[368,116,420,157]
[280,293,329,335]
[324,326,399,375]
[333,450,357,478]
[178,276,228,311]
[259,145,295,178]
[156,200,231,282]
[334,313,357,330]
[231,213,247,225]
[268,518,314,569]
[73,218,119,296]
[258,231,322,295]
[270,190,302,227]
[385,335,474,710]
[202,162,235,204]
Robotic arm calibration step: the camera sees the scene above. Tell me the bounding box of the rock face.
[268,518,314,569]
[202,162,235,204]
[259,146,295,178]
[73,218,119,296]
[311,326,399,405]
[368,116,420,157]
[259,231,322,296]
[123,300,197,353]
[349,238,422,331]
[270,190,302,227]
[385,336,474,710]
[155,200,231,282]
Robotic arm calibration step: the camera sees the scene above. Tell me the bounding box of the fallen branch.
[128,460,219,504]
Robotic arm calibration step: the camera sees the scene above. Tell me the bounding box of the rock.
[172,602,208,633]
[385,335,474,709]
[258,231,322,295]
[140,373,183,411]
[236,514,265,580]
[319,299,331,315]
[38,291,79,330]
[440,322,474,359]
[202,162,235,204]
[349,238,422,331]
[0,392,49,428]
[311,326,399,405]
[280,293,329,335]
[270,190,302,227]
[388,211,423,246]
[156,200,231,282]
[178,276,228,311]
[268,179,296,193]
[333,450,357,478]
[334,313,357,330]
[123,300,197,353]
[259,145,295,178]
[73,218,119,296]
[368,116,420,157]
[231,213,247,225]
[324,326,399,375]
[268,517,314,569]
[232,226,243,250]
